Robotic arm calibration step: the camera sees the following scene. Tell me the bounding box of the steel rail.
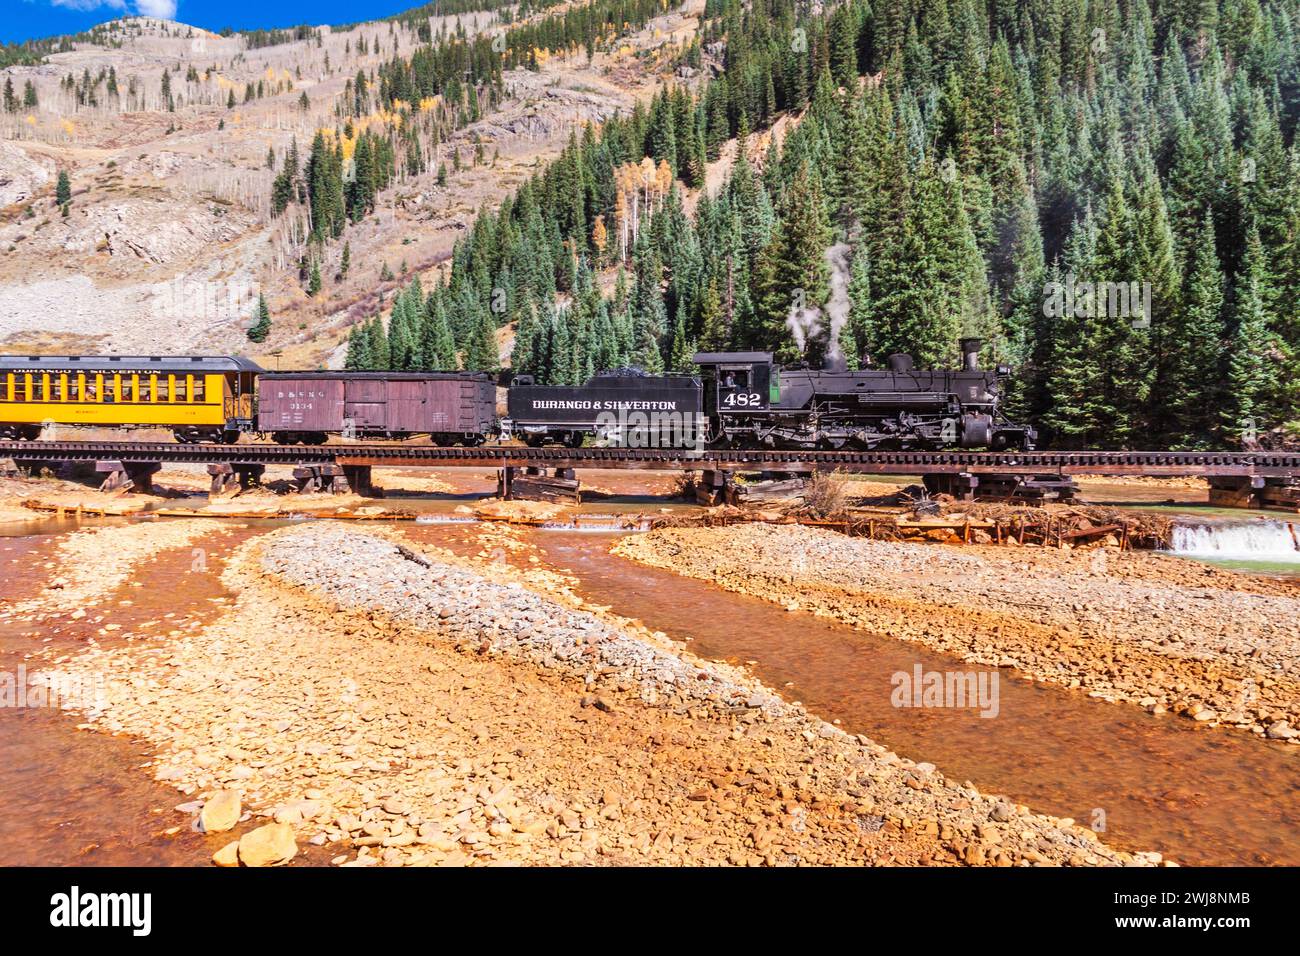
[2,441,1299,477]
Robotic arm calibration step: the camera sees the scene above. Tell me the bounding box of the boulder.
[212,840,240,868]
[237,823,298,867]
[198,790,241,833]
[1265,720,1298,740]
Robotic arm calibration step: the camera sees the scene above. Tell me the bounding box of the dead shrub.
[802,469,849,519]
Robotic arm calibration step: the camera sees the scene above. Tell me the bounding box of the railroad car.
[0,342,1033,451]
[504,370,705,448]
[258,371,496,445]
[692,339,1035,450]
[0,355,260,443]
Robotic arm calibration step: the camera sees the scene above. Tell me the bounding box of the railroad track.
[2,441,1299,477]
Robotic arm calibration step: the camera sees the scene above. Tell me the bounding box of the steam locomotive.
[0,339,1035,451]
[508,339,1036,451]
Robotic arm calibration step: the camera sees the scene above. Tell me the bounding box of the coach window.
[193,376,205,402]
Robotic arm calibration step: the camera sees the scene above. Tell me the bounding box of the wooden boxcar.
[0,355,261,442]
[257,372,496,444]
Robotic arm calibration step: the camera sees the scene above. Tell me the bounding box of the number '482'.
[724,392,761,407]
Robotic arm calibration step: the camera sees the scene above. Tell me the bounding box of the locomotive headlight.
[995,364,1012,377]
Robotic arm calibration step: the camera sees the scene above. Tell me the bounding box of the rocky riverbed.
[43,521,1158,866]
[4,519,227,615]
[614,525,1300,742]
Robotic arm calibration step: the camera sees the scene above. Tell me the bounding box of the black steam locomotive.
[505,338,1036,451]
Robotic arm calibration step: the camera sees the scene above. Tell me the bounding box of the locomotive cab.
[693,352,776,418]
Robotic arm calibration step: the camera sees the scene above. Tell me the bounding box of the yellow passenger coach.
[0,355,262,443]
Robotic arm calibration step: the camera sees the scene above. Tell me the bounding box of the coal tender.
[504,369,706,448]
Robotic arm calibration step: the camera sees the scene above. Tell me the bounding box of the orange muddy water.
[0,525,277,866]
[525,531,1300,867]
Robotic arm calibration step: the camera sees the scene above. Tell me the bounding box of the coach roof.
[0,355,264,373]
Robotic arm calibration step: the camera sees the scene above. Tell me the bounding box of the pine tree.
[846,243,873,365]
[420,296,457,369]
[465,310,499,372]
[755,163,830,364]
[344,324,370,369]
[1222,229,1283,444]
[1165,213,1225,446]
[246,295,272,343]
[55,170,71,207]
[667,309,695,371]
[697,277,728,351]
[365,315,391,369]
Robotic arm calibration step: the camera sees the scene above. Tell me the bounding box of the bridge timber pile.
[1,441,1299,509]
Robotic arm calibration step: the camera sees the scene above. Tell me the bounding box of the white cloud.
[46,0,178,18]
[50,0,128,12]
[134,0,178,17]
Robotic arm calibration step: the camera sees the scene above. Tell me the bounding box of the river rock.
[199,790,242,833]
[212,840,240,867]
[1265,720,1298,740]
[238,822,298,867]
[989,802,1013,822]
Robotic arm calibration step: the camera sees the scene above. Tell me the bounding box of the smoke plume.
[822,242,853,368]
[785,242,853,368]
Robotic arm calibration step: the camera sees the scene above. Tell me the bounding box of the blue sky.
[5,1,421,45]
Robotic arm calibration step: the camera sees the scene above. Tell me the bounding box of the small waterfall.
[1170,521,1300,562]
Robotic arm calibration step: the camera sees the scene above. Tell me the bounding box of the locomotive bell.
[959,338,982,371]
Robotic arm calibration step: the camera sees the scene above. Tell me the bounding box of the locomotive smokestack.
[959,338,982,372]
[823,352,847,373]
[887,354,914,373]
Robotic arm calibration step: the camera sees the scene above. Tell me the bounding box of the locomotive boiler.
[692,339,1035,450]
